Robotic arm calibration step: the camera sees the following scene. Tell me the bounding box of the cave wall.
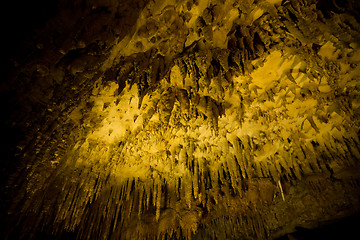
[1,0,360,239]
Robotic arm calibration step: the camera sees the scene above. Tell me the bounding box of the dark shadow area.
[3,0,59,72]
[276,214,360,240]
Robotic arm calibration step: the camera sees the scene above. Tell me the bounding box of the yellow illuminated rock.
[1,0,360,239]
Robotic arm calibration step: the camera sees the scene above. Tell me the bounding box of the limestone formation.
[1,0,360,239]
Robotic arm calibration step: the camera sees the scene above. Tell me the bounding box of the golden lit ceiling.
[1,0,360,239]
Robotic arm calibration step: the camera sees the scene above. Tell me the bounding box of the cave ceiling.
[1,0,360,239]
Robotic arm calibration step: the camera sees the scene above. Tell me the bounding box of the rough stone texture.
[1,0,360,239]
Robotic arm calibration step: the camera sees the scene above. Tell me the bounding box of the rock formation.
[1,0,360,239]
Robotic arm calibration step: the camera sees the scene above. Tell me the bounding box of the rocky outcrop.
[1,0,360,239]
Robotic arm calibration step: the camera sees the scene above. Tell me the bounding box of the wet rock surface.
[1,0,360,239]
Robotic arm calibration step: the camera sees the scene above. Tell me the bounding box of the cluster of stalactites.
[6,0,360,239]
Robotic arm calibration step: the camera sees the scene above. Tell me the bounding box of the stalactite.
[2,0,360,239]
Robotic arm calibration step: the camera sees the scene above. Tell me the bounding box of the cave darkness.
[1,0,360,239]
